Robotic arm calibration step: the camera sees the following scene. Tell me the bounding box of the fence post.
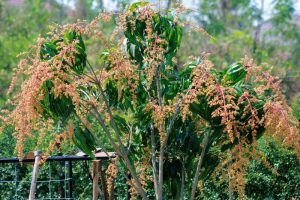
[28,151,41,200]
[99,160,108,200]
[93,160,100,200]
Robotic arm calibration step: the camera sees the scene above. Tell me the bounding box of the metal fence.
[0,153,114,200]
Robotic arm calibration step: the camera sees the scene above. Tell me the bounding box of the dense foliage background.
[0,0,299,199]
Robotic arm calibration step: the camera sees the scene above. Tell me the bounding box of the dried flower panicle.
[145,100,176,143]
[182,55,300,197]
[1,12,117,160]
[107,159,118,196]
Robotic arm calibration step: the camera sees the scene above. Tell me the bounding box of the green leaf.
[223,62,246,85]
[129,2,150,12]
[73,126,97,159]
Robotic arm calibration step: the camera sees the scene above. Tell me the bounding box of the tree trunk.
[167,0,172,10]
[190,131,210,200]
[180,157,186,200]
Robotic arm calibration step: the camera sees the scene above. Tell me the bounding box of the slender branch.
[86,60,125,149]
[79,110,146,200]
[163,105,180,148]
[156,66,164,200]
[91,107,148,199]
[142,71,160,199]
[190,130,210,200]
[150,124,159,199]
[157,105,180,200]
[78,112,113,162]
[157,150,164,200]
[96,79,126,148]
[86,60,148,199]
[91,107,124,159]
[126,124,133,153]
[155,67,183,199]
[156,68,163,107]
[142,74,159,198]
[142,84,154,101]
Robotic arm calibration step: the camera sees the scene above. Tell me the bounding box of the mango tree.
[3,2,299,199]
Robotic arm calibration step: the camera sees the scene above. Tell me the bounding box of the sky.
[60,0,300,19]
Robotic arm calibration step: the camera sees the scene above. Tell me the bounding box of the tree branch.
[190,130,210,200]
[155,65,165,200]
[157,105,180,200]
[91,106,148,199]
[87,60,125,149]
[150,124,159,199]
[180,156,186,200]
[156,68,163,107]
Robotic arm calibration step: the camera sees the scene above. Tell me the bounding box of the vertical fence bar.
[0,154,116,199]
[29,151,41,200]
[48,162,51,198]
[68,160,73,199]
[14,163,18,200]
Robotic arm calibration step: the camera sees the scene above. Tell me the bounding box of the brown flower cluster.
[181,55,300,196]
[107,160,118,196]
[2,14,113,160]
[145,100,176,143]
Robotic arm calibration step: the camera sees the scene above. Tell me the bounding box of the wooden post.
[99,160,109,200]
[28,151,41,200]
[93,160,100,200]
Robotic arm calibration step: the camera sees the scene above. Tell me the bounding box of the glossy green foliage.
[104,9,183,114]
[40,31,87,75]
[101,7,197,197]
[38,31,92,156]
[38,31,87,123]
[39,80,74,123]
[245,139,300,199]
[1,1,300,199]
[73,126,97,158]
[198,138,300,199]
[186,62,267,181]
[190,62,262,128]
[125,4,182,67]
[102,6,273,197]
[222,62,246,85]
